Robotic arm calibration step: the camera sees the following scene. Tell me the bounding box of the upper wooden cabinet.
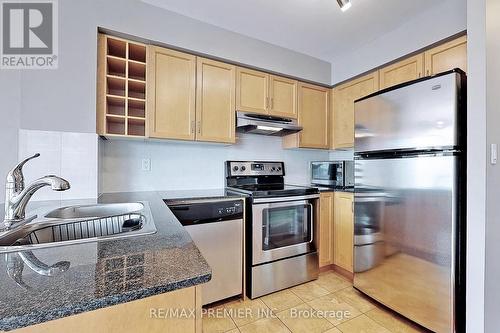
[319,192,334,268]
[333,192,354,273]
[269,75,298,118]
[332,72,379,149]
[148,46,196,140]
[196,58,236,143]
[379,54,424,89]
[236,67,268,115]
[148,48,235,144]
[236,67,298,118]
[97,34,148,138]
[284,83,329,149]
[424,35,467,76]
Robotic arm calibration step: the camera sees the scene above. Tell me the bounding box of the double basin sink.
[0,202,157,253]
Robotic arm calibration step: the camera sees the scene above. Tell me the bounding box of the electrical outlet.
[141,158,151,171]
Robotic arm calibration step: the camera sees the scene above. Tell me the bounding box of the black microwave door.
[312,163,340,185]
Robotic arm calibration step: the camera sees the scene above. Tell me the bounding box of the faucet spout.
[3,154,71,229]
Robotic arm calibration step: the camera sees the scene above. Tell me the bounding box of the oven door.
[252,195,318,265]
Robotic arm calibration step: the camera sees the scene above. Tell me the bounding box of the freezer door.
[355,72,463,153]
[354,154,458,333]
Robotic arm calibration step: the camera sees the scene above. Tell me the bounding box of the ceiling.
[141,0,443,62]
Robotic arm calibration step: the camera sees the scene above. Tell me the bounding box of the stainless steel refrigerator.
[353,69,466,333]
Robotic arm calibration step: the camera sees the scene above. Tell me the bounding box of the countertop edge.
[0,272,211,331]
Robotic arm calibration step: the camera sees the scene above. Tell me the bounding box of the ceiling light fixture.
[337,0,352,11]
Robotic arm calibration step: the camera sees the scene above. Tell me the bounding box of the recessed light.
[337,0,352,11]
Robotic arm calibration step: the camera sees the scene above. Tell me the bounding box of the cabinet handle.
[427,69,430,76]
[197,121,201,134]
[352,201,354,213]
[266,97,269,109]
[270,98,274,110]
[191,121,195,134]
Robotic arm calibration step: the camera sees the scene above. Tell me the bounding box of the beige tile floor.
[202,270,429,333]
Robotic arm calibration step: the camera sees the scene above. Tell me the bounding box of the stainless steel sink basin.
[45,202,145,219]
[0,202,156,253]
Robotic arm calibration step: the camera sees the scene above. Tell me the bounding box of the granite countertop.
[293,184,355,193]
[0,189,245,331]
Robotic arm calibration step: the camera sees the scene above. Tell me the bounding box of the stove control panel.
[226,161,284,177]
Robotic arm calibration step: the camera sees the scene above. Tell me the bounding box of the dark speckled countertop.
[0,190,245,331]
[293,184,355,193]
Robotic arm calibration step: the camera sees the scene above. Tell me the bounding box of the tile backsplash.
[18,129,98,201]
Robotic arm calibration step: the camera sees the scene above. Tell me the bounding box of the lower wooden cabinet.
[13,286,202,333]
[319,192,334,267]
[333,192,354,273]
[12,286,202,333]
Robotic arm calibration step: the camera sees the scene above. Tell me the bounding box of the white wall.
[100,134,329,193]
[331,0,467,84]
[484,0,500,331]
[466,0,487,331]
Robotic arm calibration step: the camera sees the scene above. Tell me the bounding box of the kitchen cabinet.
[148,46,196,140]
[236,67,268,115]
[97,34,148,138]
[332,72,379,149]
[283,83,330,149]
[424,35,467,76]
[379,54,424,89]
[196,57,236,143]
[148,48,235,144]
[333,192,354,273]
[319,192,334,267]
[269,75,297,118]
[236,68,298,118]
[12,286,202,333]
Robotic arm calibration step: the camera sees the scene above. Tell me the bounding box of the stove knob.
[277,167,282,172]
[233,166,239,172]
[271,167,276,172]
[241,166,246,171]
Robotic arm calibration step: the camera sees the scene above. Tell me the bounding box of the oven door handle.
[307,203,314,244]
[252,194,319,204]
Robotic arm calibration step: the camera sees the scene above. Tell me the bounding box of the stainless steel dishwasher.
[166,198,244,305]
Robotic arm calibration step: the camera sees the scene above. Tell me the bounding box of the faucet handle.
[6,153,40,191]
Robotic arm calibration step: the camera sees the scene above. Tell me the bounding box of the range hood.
[236,112,302,136]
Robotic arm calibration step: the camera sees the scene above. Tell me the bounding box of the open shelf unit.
[97,34,147,137]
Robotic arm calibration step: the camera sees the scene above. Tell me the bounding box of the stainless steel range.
[225,161,319,298]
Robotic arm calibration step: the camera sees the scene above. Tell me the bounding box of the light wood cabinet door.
[296,83,330,149]
[196,58,236,143]
[424,35,467,76]
[332,72,379,149]
[236,67,269,115]
[319,192,334,267]
[269,75,297,118]
[148,47,196,140]
[333,192,354,273]
[379,54,424,89]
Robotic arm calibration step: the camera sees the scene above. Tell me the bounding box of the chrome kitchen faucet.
[3,153,70,229]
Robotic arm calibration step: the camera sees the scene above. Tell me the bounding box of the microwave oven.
[310,161,354,188]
